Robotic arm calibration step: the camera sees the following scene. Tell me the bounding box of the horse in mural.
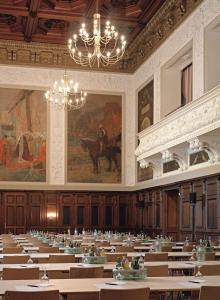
[80,134,121,174]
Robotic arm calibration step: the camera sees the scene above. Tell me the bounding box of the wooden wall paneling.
[180,183,191,231]
[59,193,75,229]
[206,177,218,231]
[3,192,27,234]
[28,192,44,229]
[90,194,101,229]
[130,193,138,229]
[163,189,179,240]
[104,194,114,229]
[76,193,89,229]
[154,190,162,230]
[146,191,153,229]
[45,192,58,229]
[192,180,205,231]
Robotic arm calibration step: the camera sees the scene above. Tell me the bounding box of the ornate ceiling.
[0,0,203,73]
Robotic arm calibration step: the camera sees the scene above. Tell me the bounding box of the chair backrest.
[69,266,104,278]
[199,286,220,300]
[205,252,215,261]
[3,243,18,248]
[146,265,169,277]
[3,255,30,264]
[195,264,220,276]
[38,247,59,253]
[3,247,23,254]
[161,245,172,252]
[4,290,59,300]
[48,254,75,263]
[144,252,168,261]
[115,246,134,252]
[2,267,39,280]
[99,288,150,300]
[95,241,110,247]
[182,245,194,252]
[105,253,127,262]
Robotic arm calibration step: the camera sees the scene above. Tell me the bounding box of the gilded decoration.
[0,0,203,73]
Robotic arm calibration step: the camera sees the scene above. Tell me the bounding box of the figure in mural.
[97,124,108,155]
[0,88,46,182]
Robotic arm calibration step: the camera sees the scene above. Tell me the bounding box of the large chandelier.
[68,3,127,68]
[45,72,87,110]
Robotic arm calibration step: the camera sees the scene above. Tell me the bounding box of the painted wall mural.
[67,93,122,183]
[0,87,46,182]
[138,80,154,133]
[137,80,154,182]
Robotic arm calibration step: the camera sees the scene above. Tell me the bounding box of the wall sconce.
[47,212,57,219]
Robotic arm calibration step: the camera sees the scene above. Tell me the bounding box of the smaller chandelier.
[45,73,87,110]
[68,13,127,68]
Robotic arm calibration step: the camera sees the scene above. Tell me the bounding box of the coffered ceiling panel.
[0,0,203,72]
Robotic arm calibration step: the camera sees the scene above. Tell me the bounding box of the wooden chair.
[146,265,169,277]
[199,286,220,300]
[99,288,150,300]
[95,241,110,247]
[183,245,194,252]
[105,253,127,262]
[4,290,59,300]
[205,252,215,261]
[2,243,18,247]
[48,254,75,263]
[115,246,134,252]
[3,255,30,264]
[195,264,220,275]
[161,245,172,252]
[144,252,168,261]
[3,247,23,254]
[46,270,69,279]
[2,267,39,280]
[69,266,104,278]
[38,247,59,253]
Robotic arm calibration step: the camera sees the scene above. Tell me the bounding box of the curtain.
[181,63,192,106]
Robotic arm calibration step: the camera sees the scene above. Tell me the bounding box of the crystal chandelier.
[45,72,87,110]
[68,1,127,68]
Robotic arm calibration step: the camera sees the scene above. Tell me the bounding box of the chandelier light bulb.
[68,13,126,68]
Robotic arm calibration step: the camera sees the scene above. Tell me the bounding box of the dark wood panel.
[0,173,218,237]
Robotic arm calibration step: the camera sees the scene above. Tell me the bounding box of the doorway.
[164,189,179,241]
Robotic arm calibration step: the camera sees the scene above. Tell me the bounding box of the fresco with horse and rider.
[67,93,122,183]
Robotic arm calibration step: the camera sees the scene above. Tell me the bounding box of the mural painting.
[0,88,46,182]
[67,93,122,183]
[137,80,154,182]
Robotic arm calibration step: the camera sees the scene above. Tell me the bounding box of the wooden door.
[3,192,27,234]
[164,189,179,241]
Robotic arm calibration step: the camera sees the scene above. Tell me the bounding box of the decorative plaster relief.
[136,86,220,161]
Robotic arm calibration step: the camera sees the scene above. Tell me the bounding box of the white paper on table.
[96,282,127,290]
[180,279,206,288]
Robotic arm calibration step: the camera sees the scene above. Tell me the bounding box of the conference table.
[0,276,219,300]
[0,251,220,262]
[0,260,217,273]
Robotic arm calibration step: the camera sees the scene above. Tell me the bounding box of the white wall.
[134,0,220,188]
[205,19,220,92]
[134,0,220,123]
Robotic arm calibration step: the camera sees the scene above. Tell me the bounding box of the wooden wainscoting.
[0,174,219,238]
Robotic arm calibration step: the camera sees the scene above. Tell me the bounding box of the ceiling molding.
[0,0,203,73]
